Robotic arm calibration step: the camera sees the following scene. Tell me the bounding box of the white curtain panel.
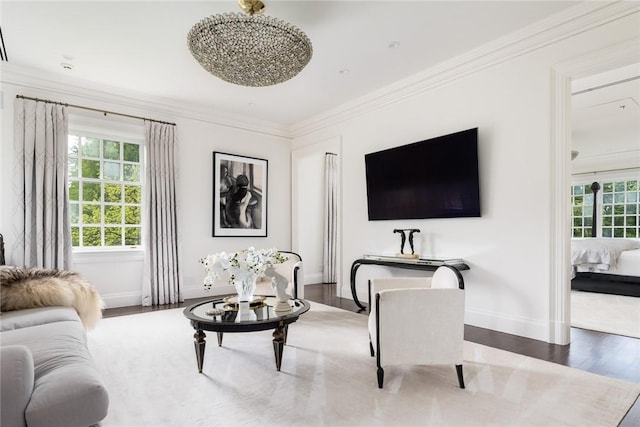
[142,121,183,306]
[322,153,338,283]
[12,98,72,269]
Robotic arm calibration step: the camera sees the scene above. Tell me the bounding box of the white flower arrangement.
[200,247,288,291]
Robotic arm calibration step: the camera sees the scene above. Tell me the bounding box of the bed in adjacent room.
[571,238,640,297]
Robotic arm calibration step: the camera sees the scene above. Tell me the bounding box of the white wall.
[291,12,640,342]
[0,78,293,308]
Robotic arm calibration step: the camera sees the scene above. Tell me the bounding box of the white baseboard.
[305,272,323,285]
[464,308,550,343]
[102,291,141,309]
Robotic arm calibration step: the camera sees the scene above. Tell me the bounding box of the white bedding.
[572,238,640,276]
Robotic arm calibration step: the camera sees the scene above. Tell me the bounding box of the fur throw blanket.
[0,266,104,329]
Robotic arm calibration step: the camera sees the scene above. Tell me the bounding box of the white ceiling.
[572,63,640,160]
[1,0,579,128]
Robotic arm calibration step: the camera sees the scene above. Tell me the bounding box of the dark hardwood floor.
[104,283,640,426]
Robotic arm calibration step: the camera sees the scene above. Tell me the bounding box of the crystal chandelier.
[187,0,313,87]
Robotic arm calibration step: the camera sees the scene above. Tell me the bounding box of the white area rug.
[571,290,640,338]
[88,302,640,427]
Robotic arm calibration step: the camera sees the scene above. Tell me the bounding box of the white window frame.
[571,169,640,239]
[68,115,145,253]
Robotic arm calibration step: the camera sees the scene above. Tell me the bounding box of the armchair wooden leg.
[369,339,374,357]
[456,364,465,389]
[377,367,384,389]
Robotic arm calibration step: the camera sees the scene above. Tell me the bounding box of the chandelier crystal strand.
[187,10,312,87]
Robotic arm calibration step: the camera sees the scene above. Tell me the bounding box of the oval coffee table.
[183,296,310,373]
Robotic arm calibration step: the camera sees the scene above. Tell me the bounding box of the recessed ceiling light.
[388,41,400,49]
[338,68,350,75]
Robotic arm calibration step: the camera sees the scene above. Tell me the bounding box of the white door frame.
[548,38,639,345]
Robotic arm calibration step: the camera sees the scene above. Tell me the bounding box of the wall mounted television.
[365,127,480,220]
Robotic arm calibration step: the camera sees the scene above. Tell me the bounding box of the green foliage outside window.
[574,179,639,239]
[68,134,142,248]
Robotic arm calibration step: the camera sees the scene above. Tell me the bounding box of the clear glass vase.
[234,274,257,302]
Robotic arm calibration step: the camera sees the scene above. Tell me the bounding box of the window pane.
[573,218,582,227]
[602,228,612,237]
[626,229,638,238]
[584,217,592,227]
[626,216,637,227]
[614,205,624,215]
[573,186,583,195]
[71,227,80,246]
[123,143,139,162]
[602,216,612,226]
[584,185,593,195]
[603,182,613,193]
[123,164,140,182]
[627,181,638,191]
[81,137,100,158]
[82,159,100,178]
[69,181,79,201]
[584,228,593,237]
[103,140,120,160]
[614,216,624,226]
[104,205,122,224]
[68,158,79,177]
[573,196,583,206]
[573,207,582,216]
[103,162,120,180]
[573,228,582,238]
[68,135,80,157]
[614,193,625,203]
[627,204,637,215]
[603,194,613,204]
[124,206,141,224]
[82,227,101,246]
[83,204,101,224]
[82,182,101,202]
[124,185,141,203]
[104,184,122,202]
[628,192,638,203]
[70,203,79,224]
[614,228,624,237]
[125,227,141,245]
[603,205,612,215]
[583,194,593,206]
[105,227,122,246]
[614,182,625,192]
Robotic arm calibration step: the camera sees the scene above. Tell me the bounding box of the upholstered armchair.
[368,265,465,389]
[255,251,304,299]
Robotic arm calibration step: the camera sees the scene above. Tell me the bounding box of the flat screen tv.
[365,127,480,220]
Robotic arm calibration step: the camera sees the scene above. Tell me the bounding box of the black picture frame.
[213,152,268,237]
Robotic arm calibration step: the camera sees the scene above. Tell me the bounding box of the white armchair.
[255,251,304,299]
[368,265,465,389]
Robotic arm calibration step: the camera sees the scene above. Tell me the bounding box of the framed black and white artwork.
[213,151,268,237]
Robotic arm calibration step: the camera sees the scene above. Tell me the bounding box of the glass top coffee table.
[183,296,310,373]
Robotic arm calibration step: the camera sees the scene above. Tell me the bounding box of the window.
[601,179,638,238]
[571,183,594,238]
[68,133,143,249]
[571,178,639,239]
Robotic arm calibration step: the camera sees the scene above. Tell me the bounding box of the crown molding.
[289,1,640,139]
[0,62,291,139]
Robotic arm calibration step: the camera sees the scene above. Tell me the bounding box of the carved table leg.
[193,329,206,373]
[273,321,286,371]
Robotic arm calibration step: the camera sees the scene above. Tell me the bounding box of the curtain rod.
[16,95,176,126]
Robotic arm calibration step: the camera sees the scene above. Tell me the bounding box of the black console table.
[350,256,470,310]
